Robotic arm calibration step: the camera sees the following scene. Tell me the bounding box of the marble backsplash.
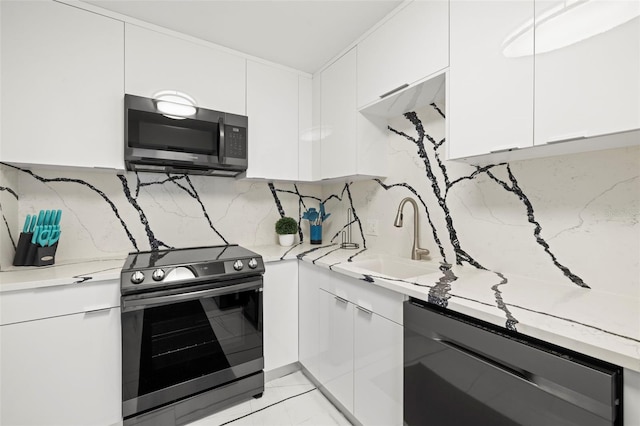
[320,105,639,300]
[1,104,638,302]
[0,165,322,265]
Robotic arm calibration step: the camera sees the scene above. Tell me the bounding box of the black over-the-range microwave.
[124,94,248,177]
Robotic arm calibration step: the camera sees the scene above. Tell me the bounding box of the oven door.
[121,278,263,419]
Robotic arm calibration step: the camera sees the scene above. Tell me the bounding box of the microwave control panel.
[225,125,247,159]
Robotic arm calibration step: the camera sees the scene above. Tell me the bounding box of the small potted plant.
[275,216,298,247]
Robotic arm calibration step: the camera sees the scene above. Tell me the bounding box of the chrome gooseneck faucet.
[394,197,430,260]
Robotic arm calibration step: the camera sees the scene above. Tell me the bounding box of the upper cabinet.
[0,1,125,169]
[448,0,534,160]
[246,61,309,181]
[448,0,640,163]
[125,24,246,115]
[357,0,449,110]
[533,1,640,146]
[319,48,388,180]
[321,49,358,179]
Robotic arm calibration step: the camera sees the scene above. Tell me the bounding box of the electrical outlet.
[365,219,379,236]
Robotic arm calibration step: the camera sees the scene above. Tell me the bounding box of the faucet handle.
[413,247,430,260]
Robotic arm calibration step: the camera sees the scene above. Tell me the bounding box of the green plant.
[275,217,298,235]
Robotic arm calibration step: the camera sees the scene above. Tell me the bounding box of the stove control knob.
[152,268,165,281]
[233,260,244,271]
[131,271,145,284]
[248,258,258,269]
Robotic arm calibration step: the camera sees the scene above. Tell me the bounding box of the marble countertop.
[250,242,640,373]
[0,257,125,292]
[2,243,638,372]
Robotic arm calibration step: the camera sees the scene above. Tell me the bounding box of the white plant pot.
[278,234,295,247]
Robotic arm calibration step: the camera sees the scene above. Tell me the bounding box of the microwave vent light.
[153,90,197,118]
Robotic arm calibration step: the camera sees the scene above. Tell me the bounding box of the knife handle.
[49,227,61,246]
[23,214,31,233]
[31,226,40,245]
[43,210,52,226]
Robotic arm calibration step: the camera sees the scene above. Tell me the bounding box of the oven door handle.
[121,279,262,312]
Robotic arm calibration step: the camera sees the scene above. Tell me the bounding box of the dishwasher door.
[404,299,622,426]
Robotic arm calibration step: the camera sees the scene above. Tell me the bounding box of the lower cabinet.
[0,306,121,426]
[299,262,403,425]
[317,288,355,412]
[353,304,403,426]
[263,260,299,372]
[298,261,322,379]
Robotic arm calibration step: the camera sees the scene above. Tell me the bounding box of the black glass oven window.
[135,290,262,397]
[128,109,218,155]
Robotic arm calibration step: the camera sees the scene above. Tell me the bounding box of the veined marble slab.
[1,243,638,373]
[251,243,640,372]
[0,257,124,292]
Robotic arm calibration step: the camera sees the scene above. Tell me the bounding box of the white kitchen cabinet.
[125,24,246,115]
[625,368,640,425]
[0,280,121,426]
[448,0,640,163]
[317,288,355,413]
[319,48,387,180]
[448,0,535,160]
[357,0,449,109]
[354,305,403,426]
[263,260,298,372]
[0,0,124,169]
[533,2,640,146]
[298,75,315,182]
[246,61,301,181]
[299,261,403,425]
[298,261,325,379]
[321,48,358,180]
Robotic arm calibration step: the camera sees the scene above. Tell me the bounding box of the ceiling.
[82,0,404,74]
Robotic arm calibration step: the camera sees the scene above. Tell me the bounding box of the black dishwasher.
[404,299,623,426]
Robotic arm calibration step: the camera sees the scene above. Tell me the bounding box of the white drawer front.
[314,265,404,325]
[1,280,120,325]
[339,275,404,325]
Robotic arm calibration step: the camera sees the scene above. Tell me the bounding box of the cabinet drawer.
[0,280,120,325]
[343,276,404,325]
[318,269,404,325]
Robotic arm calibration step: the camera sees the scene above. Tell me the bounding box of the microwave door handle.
[218,117,225,164]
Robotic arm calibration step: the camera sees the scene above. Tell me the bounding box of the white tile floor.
[187,371,352,426]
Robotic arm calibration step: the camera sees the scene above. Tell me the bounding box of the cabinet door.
[125,24,246,115]
[354,308,403,426]
[263,260,298,372]
[534,1,640,145]
[317,288,354,413]
[299,261,322,378]
[321,48,358,179]
[1,1,124,169]
[625,368,640,425]
[246,61,299,180]
[357,0,449,109]
[0,308,121,426]
[448,0,534,160]
[298,75,315,182]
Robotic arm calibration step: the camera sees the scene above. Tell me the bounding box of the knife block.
[12,232,58,267]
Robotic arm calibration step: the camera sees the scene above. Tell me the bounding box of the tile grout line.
[218,387,318,426]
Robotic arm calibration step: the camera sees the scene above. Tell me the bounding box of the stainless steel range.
[120,245,265,426]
